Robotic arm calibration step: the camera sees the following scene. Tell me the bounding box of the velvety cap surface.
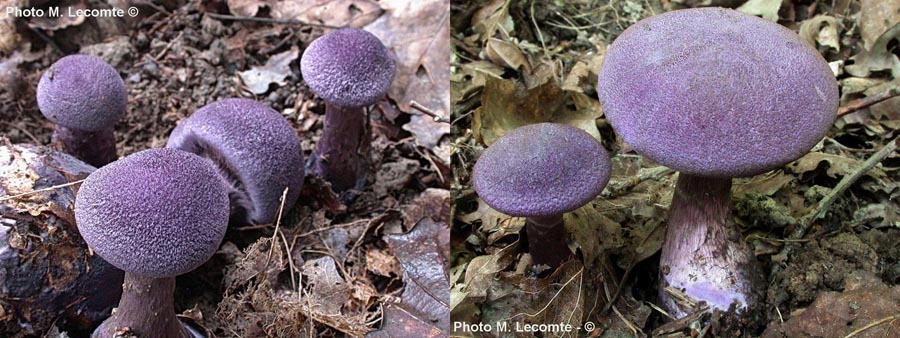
[75,148,229,278]
[37,54,127,131]
[166,98,304,224]
[473,123,611,217]
[597,8,838,178]
[300,28,396,108]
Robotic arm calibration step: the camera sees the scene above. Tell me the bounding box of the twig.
[0,121,40,144]
[652,305,709,336]
[796,134,900,238]
[204,12,341,29]
[843,313,900,338]
[612,304,641,336]
[154,31,183,60]
[601,166,674,198]
[27,27,65,57]
[266,188,296,290]
[771,134,900,278]
[0,180,84,202]
[838,86,900,117]
[410,101,450,123]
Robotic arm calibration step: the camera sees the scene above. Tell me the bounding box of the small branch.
[771,134,900,279]
[838,86,900,117]
[0,179,85,202]
[410,101,450,124]
[843,313,900,338]
[204,12,340,29]
[601,166,674,198]
[795,134,900,238]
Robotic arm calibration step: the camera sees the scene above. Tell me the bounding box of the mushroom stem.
[311,104,369,192]
[659,174,762,318]
[53,126,116,167]
[94,273,188,338]
[525,214,570,271]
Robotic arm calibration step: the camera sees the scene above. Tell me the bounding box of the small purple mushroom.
[300,28,396,193]
[75,148,229,338]
[473,123,611,271]
[167,98,305,225]
[37,54,127,167]
[597,8,838,319]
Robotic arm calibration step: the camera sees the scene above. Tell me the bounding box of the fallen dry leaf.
[762,271,900,338]
[28,3,86,31]
[469,0,512,43]
[238,47,298,94]
[226,0,383,27]
[367,0,451,149]
[799,15,841,51]
[845,22,900,78]
[0,0,18,53]
[366,249,400,277]
[473,77,602,146]
[457,197,523,237]
[302,256,351,316]
[367,218,449,337]
[737,0,781,22]
[859,0,900,50]
[402,188,450,226]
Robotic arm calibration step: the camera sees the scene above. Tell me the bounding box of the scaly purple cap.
[300,28,396,108]
[75,148,229,278]
[597,8,838,178]
[166,98,305,225]
[37,54,127,131]
[473,123,611,217]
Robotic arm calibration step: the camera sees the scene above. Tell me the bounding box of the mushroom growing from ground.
[75,148,229,337]
[300,28,396,193]
[473,123,611,271]
[37,54,127,167]
[0,144,124,335]
[596,8,838,319]
[166,98,305,225]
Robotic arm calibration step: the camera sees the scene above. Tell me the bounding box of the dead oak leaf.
[226,0,383,27]
[302,256,351,316]
[368,218,449,337]
[366,0,450,149]
[238,47,298,94]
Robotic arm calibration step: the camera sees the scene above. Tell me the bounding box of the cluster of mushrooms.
[5,27,395,337]
[473,7,839,325]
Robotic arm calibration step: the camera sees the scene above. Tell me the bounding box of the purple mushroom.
[167,98,305,225]
[37,54,127,167]
[597,8,838,318]
[75,148,229,338]
[300,28,396,193]
[0,144,124,335]
[473,123,611,271]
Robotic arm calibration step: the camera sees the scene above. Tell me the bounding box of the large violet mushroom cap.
[473,123,611,217]
[75,148,229,278]
[597,8,838,178]
[37,54,127,132]
[300,28,396,108]
[166,98,305,225]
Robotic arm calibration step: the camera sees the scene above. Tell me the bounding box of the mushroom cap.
[75,148,229,278]
[597,8,838,178]
[300,28,396,108]
[473,123,611,217]
[37,54,127,132]
[166,98,305,225]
